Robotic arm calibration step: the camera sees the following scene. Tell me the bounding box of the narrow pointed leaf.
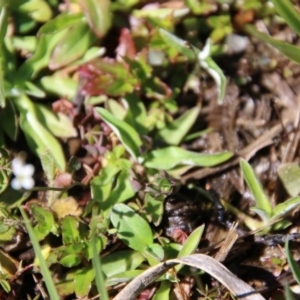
[240,159,272,216]
[145,146,232,170]
[96,108,142,159]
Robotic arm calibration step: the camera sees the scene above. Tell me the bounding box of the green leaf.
[14,94,66,171]
[20,207,60,300]
[60,254,81,267]
[62,216,80,244]
[101,170,136,211]
[0,6,8,108]
[18,0,53,22]
[91,232,109,300]
[156,106,201,145]
[245,24,300,64]
[40,149,56,182]
[110,203,153,253]
[77,0,112,38]
[285,239,300,286]
[74,267,95,298]
[96,108,142,160]
[158,28,198,60]
[198,39,226,104]
[31,204,55,240]
[16,29,66,81]
[38,13,83,35]
[144,146,233,170]
[175,225,204,271]
[153,281,171,300]
[277,162,300,197]
[271,0,300,37]
[240,159,272,216]
[34,103,77,138]
[40,73,77,99]
[102,250,145,278]
[271,197,300,221]
[50,20,97,70]
[284,282,296,300]
[0,99,18,141]
[145,243,164,265]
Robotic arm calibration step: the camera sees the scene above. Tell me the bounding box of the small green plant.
[240,159,300,231]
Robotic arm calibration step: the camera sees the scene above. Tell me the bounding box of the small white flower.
[11,157,35,190]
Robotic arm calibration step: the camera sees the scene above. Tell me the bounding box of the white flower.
[11,157,35,190]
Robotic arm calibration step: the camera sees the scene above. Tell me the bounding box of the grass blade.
[245,24,300,64]
[240,159,272,216]
[20,207,60,300]
[271,0,300,37]
[285,239,300,286]
[92,233,109,300]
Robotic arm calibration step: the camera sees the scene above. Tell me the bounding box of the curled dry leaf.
[113,254,265,300]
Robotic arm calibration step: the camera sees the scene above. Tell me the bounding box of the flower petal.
[21,177,35,190]
[22,164,35,177]
[11,157,25,176]
[11,178,22,190]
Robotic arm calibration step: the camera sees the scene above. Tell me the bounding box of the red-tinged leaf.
[77,0,112,38]
[79,58,139,96]
[116,28,137,60]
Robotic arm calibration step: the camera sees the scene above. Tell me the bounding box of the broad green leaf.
[101,170,136,211]
[0,6,7,108]
[271,197,300,220]
[285,240,300,286]
[38,13,83,35]
[20,207,60,300]
[0,98,18,140]
[60,254,81,267]
[240,159,272,216]
[156,106,200,145]
[77,0,112,38]
[158,28,198,60]
[96,108,142,160]
[18,0,53,22]
[16,29,66,81]
[14,94,66,171]
[107,99,127,120]
[74,267,95,298]
[102,250,145,278]
[245,24,300,64]
[50,21,97,70]
[40,73,77,99]
[144,193,164,226]
[35,103,77,138]
[110,203,153,253]
[40,149,56,182]
[145,243,164,265]
[123,94,148,135]
[62,216,80,244]
[153,281,171,300]
[144,146,233,170]
[271,0,300,37]
[277,163,300,197]
[31,204,55,240]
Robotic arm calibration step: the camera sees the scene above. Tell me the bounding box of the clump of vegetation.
[1,0,300,299]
